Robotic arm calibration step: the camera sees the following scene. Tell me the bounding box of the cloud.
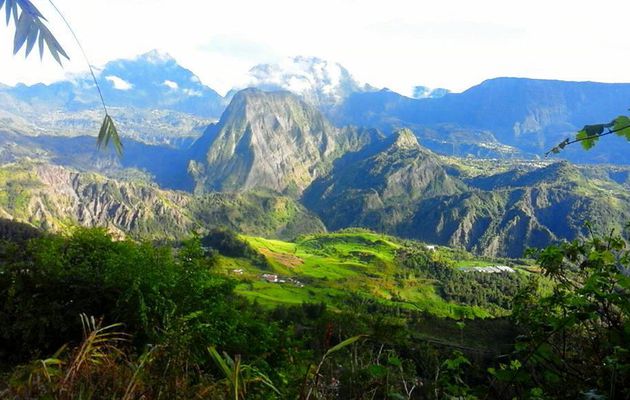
[163,80,179,90]
[105,75,133,90]
[183,88,202,97]
[198,35,279,62]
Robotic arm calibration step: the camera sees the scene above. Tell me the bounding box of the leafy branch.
[1,0,123,156]
[547,115,630,156]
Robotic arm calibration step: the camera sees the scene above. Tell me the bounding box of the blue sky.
[1,0,629,96]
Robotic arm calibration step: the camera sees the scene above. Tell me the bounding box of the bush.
[0,228,272,365]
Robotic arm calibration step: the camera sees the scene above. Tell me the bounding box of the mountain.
[0,50,225,146]
[0,128,194,190]
[4,50,224,117]
[188,89,379,195]
[2,66,630,258]
[303,129,465,230]
[302,132,630,257]
[243,56,374,111]
[404,161,630,257]
[0,162,325,240]
[90,50,225,117]
[337,78,630,163]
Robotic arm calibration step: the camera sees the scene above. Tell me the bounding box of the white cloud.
[1,0,630,95]
[183,88,202,97]
[105,75,133,90]
[163,80,179,89]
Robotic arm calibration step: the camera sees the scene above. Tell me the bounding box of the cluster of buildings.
[461,265,515,273]
[261,273,305,287]
[231,269,306,287]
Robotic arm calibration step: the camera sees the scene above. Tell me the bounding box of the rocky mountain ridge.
[0,162,325,241]
[1,82,629,257]
[188,89,379,194]
[336,78,630,163]
[303,133,630,257]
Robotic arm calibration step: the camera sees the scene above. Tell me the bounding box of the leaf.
[583,124,604,136]
[97,114,123,157]
[613,115,630,140]
[324,334,366,358]
[208,346,233,381]
[5,0,15,25]
[576,129,599,150]
[367,364,388,378]
[37,28,44,59]
[7,3,68,64]
[387,355,402,367]
[41,23,68,61]
[10,0,16,23]
[42,28,61,65]
[24,18,38,56]
[13,10,32,54]
[16,0,45,20]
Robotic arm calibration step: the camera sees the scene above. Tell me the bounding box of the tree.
[494,229,630,398]
[1,0,123,155]
[548,115,630,155]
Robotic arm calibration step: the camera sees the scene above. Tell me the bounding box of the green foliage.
[549,114,630,154]
[0,218,42,242]
[209,346,281,400]
[397,248,528,313]
[0,227,261,364]
[502,230,630,398]
[436,351,478,399]
[9,224,627,398]
[202,228,268,267]
[230,232,501,318]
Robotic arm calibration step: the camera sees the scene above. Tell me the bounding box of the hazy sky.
[1,0,629,95]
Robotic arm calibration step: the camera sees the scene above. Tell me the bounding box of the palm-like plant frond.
[62,314,129,390]
[3,0,125,156]
[97,114,123,157]
[209,346,281,400]
[1,0,69,64]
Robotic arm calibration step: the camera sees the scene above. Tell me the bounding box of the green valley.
[208,229,530,318]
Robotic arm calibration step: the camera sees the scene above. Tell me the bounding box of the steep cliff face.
[303,129,466,231]
[0,163,195,239]
[188,89,377,195]
[0,163,326,240]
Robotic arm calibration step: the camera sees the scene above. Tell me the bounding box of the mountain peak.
[137,49,176,64]
[244,56,372,109]
[391,129,420,149]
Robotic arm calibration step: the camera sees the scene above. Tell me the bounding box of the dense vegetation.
[1,220,627,398]
[220,229,520,318]
[398,248,526,312]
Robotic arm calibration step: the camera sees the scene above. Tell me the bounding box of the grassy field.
[213,230,514,319]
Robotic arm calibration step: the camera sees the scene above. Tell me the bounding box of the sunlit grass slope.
[215,230,493,319]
